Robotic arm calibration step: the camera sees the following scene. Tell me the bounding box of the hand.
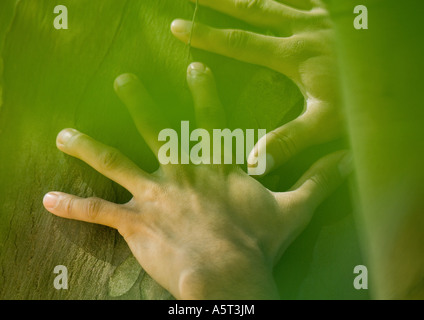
[43,63,351,299]
[171,0,343,176]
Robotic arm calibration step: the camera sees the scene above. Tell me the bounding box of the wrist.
[177,255,279,300]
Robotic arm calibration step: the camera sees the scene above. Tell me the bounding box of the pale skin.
[44,63,351,300]
[171,0,342,175]
[43,0,348,299]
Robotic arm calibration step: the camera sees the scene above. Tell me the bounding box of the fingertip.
[247,153,275,177]
[114,73,138,93]
[56,128,79,149]
[186,63,217,98]
[43,192,60,211]
[187,62,213,81]
[247,135,275,177]
[171,19,192,40]
[188,62,206,75]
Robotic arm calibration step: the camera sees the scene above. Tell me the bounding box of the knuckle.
[309,167,339,196]
[99,148,121,171]
[226,29,249,50]
[308,7,332,29]
[198,104,220,121]
[269,131,297,160]
[63,197,75,215]
[84,198,103,221]
[141,183,162,202]
[279,37,307,60]
[309,174,330,195]
[234,0,265,11]
[291,38,307,55]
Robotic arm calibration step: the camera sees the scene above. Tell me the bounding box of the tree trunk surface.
[0,0,366,299]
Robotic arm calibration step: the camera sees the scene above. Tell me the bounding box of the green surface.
[0,0,367,299]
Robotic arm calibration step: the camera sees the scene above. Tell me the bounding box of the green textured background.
[0,0,368,299]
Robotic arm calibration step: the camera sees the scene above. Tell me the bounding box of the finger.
[43,192,133,232]
[290,150,353,210]
[171,20,299,76]
[247,105,341,176]
[247,115,309,176]
[270,150,352,261]
[57,128,151,194]
[187,62,226,131]
[275,0,314,10]
[187,62,232,166]
[114,73,167,156]
[188,0,306,33]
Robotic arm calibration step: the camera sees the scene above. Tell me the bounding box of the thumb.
[273,150,353,241]
[247,103,342,176]
[271,150,353,261]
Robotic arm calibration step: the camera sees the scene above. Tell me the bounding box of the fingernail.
[247,145,259,169]
[188,62,206,77]
[115,73,136,89]
[338,152,354,177]
[43,193,59,210]
[57,128,78,146]
[171,19,191,35]
[247,152,274,176]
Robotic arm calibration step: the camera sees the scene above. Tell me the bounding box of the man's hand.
[172,0,343,176]
[43,63,351,299]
